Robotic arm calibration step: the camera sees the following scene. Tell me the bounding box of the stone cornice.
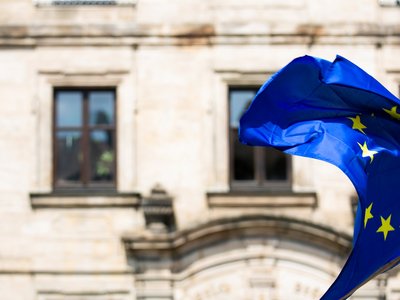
[0,23,400,47]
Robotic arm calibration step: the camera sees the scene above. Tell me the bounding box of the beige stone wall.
[0,0,399,299]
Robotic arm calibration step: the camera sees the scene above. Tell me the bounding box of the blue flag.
[239,55,400,299]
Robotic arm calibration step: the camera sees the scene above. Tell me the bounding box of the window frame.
[228,86,292,191]
[53,87,117,191]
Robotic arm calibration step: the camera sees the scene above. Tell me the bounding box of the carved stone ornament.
[141,184,175,233]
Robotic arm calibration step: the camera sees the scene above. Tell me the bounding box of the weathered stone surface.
[0,0,399,299]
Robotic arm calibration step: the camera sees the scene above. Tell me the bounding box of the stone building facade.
[0,0,399,299]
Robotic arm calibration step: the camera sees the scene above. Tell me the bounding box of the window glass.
[56,91,83,127]
[229,90,254,128]
[89,91,115,126]
[56,131,82,184]
[233,128,255,180]
[264,147,288,181]
[90,130,115,182]
[229,87,290,189]
[230,89,256,181]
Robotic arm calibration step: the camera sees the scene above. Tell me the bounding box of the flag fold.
[239,55,400,299]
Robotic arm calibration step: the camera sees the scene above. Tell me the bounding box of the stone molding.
[1,23,400,47]
[123,214,351,300]
[207,190,317,208]
[37,291,131,300]
[123,214,352,273]
[30,191,140,208]
[33,0,136,6]
[378,0,400,6]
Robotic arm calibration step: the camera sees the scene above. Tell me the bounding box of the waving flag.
[239,55,400,299]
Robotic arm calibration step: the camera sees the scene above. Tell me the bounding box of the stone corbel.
[142,184,175,233]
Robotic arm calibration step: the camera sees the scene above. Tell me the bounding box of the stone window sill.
[30,190,140,208]
[207,190,317,208]
[33,0,136,6]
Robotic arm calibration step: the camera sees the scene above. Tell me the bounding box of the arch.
[123,215,352,299]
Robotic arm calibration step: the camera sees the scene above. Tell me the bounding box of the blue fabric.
[239,55,400,299]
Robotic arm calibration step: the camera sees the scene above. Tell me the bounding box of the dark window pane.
[89,91,114,125]
[265,147,288,180]
[230,90,257,182]
[233,129,255,180]
[90,130,115,182]
[230,90,255,128]
[229,87,290,187]
[56,131,81,183]
[56,91,83,127]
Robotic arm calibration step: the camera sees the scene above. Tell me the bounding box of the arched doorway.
[123,215,351,300]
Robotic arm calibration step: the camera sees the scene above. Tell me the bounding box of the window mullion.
[255,147,264,185]
[82,91,90,186]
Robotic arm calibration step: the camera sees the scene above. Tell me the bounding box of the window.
[229,87,291,190]
[54,88,116,189]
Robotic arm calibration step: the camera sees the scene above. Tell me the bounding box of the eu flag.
[239,55,400,299]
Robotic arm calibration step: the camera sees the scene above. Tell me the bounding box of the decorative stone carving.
[123,215,352,300]
[142,184,175,233]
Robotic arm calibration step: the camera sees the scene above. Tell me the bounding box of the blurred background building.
[0,0,399,299]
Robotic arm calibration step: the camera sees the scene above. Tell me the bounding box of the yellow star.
[348,115,367,134]
[376,214,395,241]
[357,141,378,163]
[383,106,400,120]
[364,203,373,228]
